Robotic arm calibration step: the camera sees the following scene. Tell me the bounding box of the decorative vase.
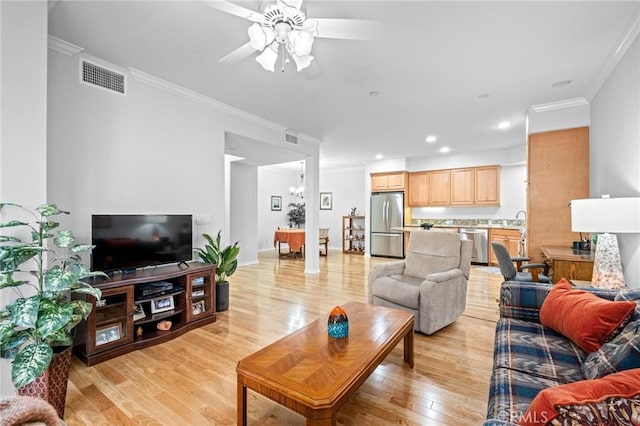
[327,306,349,338]
[216,281,229,312]
[17,346,73,419]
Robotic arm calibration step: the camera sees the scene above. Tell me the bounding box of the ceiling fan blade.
[220,42,257,64]
[199,0,266,24]
[313,18,382,41]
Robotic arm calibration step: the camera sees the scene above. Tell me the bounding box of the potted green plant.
[194,230,239,312]
[287,202,305,228]
[0,203,105,417]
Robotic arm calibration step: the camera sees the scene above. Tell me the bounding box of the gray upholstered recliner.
[368,231,472,335]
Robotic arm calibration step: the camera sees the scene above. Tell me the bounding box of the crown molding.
[128,67,286,133]
[586,7,640,100]
[530,97,589,113]
[47,35,83,56]
[46,37,321,145]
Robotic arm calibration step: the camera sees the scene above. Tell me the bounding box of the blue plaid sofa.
[483,281,639,426]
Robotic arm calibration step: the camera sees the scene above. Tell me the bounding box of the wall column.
[304,153,320,274]
[0,0,48,397]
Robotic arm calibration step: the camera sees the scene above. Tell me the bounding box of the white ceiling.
[48,1,639,170]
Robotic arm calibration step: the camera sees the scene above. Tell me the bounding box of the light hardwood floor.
[64,251,503,425]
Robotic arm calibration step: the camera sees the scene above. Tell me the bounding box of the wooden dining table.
[274,228,305,257]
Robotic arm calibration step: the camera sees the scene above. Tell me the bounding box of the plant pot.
[17,346,73,419]
[216,281,229,312]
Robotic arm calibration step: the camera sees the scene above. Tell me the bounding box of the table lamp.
[571,196,640,289]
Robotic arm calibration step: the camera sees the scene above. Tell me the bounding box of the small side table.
[540,245,595,283]
[570,279,593,288]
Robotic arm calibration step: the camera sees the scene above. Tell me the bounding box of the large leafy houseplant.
[0,203,105,388]
[194,230,239,312]
[287,202,305,228]
[194,230,239,284]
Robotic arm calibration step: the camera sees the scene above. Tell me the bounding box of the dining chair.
[491,242,550,283]
[319,228,329,256]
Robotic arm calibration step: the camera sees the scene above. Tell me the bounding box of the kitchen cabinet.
[475,166,500,205]
[371,172,406,191]
[429,169,451,205]
[527,127,589,263]
[451,168,475,205]
[408,172,429,206]
[403,166,501,207]
[489,228,522,265]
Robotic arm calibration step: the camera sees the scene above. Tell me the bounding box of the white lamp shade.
[571,197,640,233]
[256,45,278,72]
[290,52,313,71]
[288,30,314,56]
[248,23,273,50]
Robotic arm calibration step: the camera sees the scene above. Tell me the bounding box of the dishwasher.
[459,228,489,264]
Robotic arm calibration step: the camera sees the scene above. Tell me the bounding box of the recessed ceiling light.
[552,80,572,88]
[478,93,490,99]
[375,153,383,160]
[369,91,379,96]
[496,121,511,130]
[425,135,437,143]
[439,147,450,154]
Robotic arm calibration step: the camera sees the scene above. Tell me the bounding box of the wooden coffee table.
[237,301,414,425]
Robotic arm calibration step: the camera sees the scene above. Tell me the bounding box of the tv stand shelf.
[135,286,185,303]
[135,308,185,325]
[73,262,216,366]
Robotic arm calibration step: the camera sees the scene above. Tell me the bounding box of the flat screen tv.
[91,214,193,273]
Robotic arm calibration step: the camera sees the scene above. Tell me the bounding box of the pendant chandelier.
[289,162,304,198]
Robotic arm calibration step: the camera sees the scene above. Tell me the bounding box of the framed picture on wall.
[271,196,282,211]
[320,192,333,210]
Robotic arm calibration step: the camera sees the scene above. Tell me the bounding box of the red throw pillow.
[539,278,635,352]
[519,368,640,426]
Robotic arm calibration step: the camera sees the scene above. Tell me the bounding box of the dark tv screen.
[91,214,193,272]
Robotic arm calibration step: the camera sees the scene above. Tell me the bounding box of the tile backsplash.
[410,218,525,228]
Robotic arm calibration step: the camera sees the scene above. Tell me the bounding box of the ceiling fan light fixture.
[288,29,314,56]
[256,45,278,71]
[248,23,273,50]
[273,22,292,43]
[290,51,313,71]
[213,0,379,73]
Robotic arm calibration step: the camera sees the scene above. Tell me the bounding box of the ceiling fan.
[201,0,381,72]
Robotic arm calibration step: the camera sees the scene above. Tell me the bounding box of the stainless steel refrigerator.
[370,191,404,258]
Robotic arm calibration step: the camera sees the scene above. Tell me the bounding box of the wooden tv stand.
[73,262,216,366]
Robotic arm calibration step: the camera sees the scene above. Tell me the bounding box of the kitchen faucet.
[515,210,527,220]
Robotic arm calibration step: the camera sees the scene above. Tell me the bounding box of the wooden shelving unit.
[73,262,216,366]
[342,215,365,255]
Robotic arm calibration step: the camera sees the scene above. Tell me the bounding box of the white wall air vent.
[284,131,298,145]
[80,60,126,95]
